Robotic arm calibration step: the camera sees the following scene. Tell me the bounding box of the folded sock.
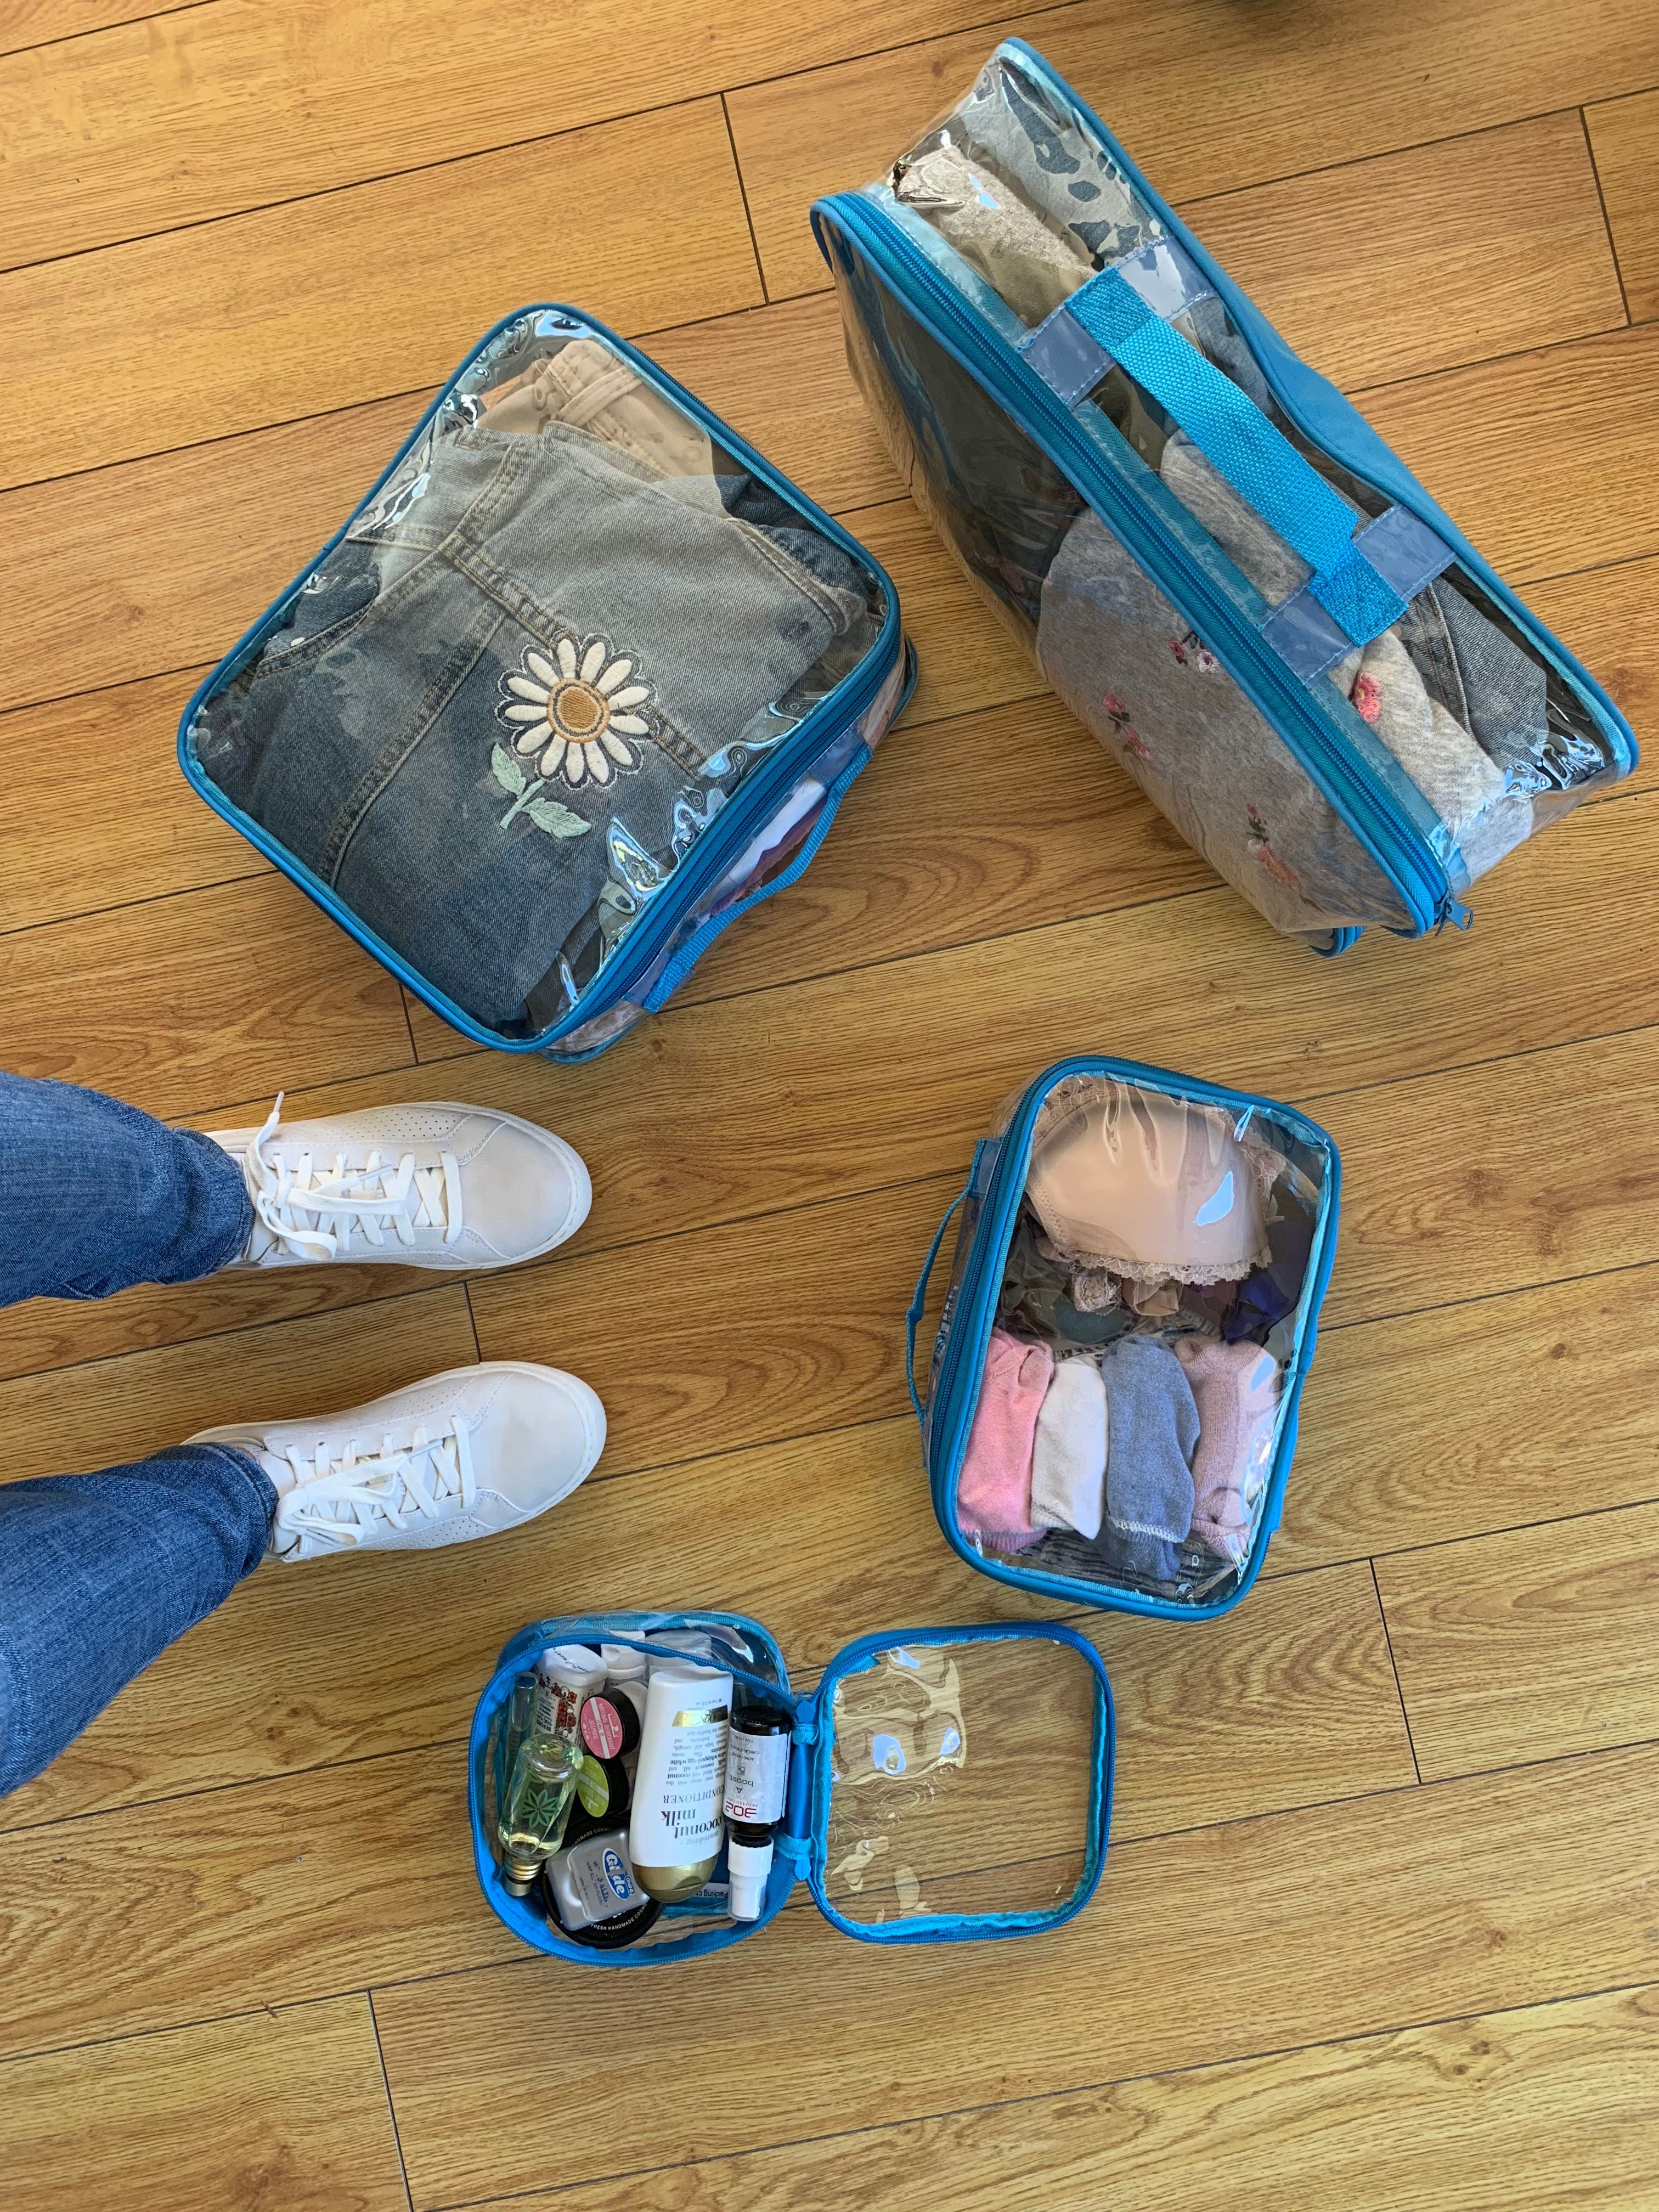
[1174,1338,1281,1566]
[1031,1356,1109,1539]
[957,1328,1054,1553]
[1096,1337,1198,1583]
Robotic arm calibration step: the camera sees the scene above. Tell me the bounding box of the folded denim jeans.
[196,417,851,1030]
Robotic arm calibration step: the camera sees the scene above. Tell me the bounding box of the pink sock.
[1173,1338,1280,1564]
[957,1329,1054,1553]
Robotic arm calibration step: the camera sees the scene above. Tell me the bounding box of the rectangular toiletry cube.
[813,41,1635,957]
[909,1059,1340,1620]
[471,1610,1114,1965]
[180,306,910,1060]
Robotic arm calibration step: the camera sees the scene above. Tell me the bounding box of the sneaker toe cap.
[455,1119,591,1261]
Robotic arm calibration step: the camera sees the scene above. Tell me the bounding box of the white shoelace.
[271,1415,477,1555]
[240,1094,464,1262]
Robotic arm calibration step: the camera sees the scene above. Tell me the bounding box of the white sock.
[1031,1357,1108,1539]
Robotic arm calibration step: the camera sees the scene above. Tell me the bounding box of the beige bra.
[1024,1078,1276,1287]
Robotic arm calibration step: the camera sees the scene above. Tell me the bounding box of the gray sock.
[1095,1337,1199,1584]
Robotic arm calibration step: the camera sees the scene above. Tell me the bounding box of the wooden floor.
[3,2,1658,2205]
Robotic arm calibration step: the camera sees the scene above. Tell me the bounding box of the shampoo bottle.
[723,1703,793,1920]
[629,1660,732,1903]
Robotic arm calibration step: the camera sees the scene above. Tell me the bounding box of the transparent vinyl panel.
[822,1635,1103,1931]
[832,43,1624,943]
[188,312,888,1040]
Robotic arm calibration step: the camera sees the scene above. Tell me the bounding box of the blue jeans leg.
[0,1073,253,1306]
[0,1445,278,1799]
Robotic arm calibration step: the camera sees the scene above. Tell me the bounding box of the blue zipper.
[814,195,1457,937]
[922,1057,1341,1617]
[178,300,902,1054]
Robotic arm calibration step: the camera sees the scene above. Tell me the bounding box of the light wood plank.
[182,789,1659,1265]
[1283,1262,1659,1575]
[0,99,760,490]
[1176,113,1624,392]
[727,0,1659,301]
[1587,89,1659,325]
[0,1746,521,2061]
[1357,324,1659,584]
[0,1546,1411,2054]
[1378,1502,1659,1781]
[0,0,1011,268]
[0,0,163,57]
[0,392,427,717]
[0,1995,409,2212]
[0,665,263,934]
[0,872,414,1116]
[376,1740,1659,2205]
[1527,555,1659,781]
[515,1984,1659,2212]
[0,1281,476,1490]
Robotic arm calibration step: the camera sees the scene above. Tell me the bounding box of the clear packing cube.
[812,41,1637,956]
[180,307,910,1059]
[909,1059,1340,1620]
[470,1610,1114,1965]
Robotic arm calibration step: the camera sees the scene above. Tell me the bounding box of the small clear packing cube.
[470,1610,1114,1966]
[909,1057,1340,1620]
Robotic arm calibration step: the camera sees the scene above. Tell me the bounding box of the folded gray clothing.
[1398,578,1550,788]
[1094,1336,1198,1585]
[952,54,1156,267]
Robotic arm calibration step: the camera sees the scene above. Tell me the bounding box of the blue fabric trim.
[905,1177,973,1418]
[641,744,870,1013]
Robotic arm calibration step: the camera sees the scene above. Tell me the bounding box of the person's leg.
[0,1362,606,1800]
[0,1074,252,1306]
[0,1444,275,1798]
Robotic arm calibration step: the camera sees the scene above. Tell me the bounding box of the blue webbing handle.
[1067,268,1408,647]
[641,746,868,1014]
[905,1180,971,1419]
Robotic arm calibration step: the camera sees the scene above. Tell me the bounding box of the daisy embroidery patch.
[495,634,652,803]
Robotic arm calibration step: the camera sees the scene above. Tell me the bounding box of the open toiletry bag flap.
[470,1610,1114,1966]
[812,41,1635,956]
[179,307,911,1060]
[912,1058,1340,1621]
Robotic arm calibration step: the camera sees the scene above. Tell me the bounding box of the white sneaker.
[208,1096,591,1271]
[189,1362,606,1563]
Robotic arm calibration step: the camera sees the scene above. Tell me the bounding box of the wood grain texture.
[0,871,413,1115]
[0,1745,521,2061]
[174,791,1659,1265]
[0,0,164,57]
[0,0,1009,267]
[727,0,1659,300]
[1357,324,1659,583]
[1378,1502,1659,1781]
[1177,114,1624,391]
[0,1995,409,2212]
[1283,1263,1659,1575]
[0,666,262,933]
[0,390,428,716]
[375,1741,1659,2205]
[0,1282,476,1491]
[1587,89,1659,324]
[0,99,759,490]
[510,1983,1659,2212]
[1528,555,1659,768]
